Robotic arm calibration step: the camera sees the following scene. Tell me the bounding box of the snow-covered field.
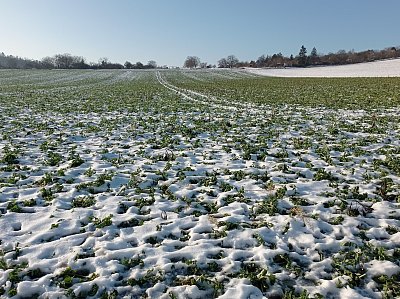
[246,58,400,77]
[0,69,399,299]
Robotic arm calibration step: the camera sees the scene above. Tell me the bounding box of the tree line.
[0,52,159,70]
[183,45,400,69]
[1,45,399,69]
[252,45,400,68]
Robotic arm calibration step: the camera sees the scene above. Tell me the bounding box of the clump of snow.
[218,280,264,299]
[366,260,400,278]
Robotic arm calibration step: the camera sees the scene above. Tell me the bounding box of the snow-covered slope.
[246,58,400,77]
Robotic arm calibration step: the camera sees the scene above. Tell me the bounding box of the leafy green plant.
[41,187,54,201]
[257,196,278,215]
[120,257,144,269]
[72,195,96,208]
[314,168,336,181]
[46,152,63,166]
[1,147,18,165]
[329,215,344,225]
[233,262,275,292]
[127,268,164,287]
[70,153,84,167]
[92,214,113,228]
[7,200,22,213]
[56,266,98,289]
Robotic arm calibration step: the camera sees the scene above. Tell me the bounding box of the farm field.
[0,69,400,299]
[246,58,400,78]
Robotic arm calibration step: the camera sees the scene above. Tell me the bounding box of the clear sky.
[1,0,399,66]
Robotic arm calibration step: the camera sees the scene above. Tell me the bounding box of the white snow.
[218,281,265,299]
[366,260,400,278]
[245,58,400,77]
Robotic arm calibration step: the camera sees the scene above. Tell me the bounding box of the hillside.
[246,58,400,77]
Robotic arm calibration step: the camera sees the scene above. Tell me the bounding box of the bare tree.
[54,53,75,68]
[124,61,133,69]
[147,60,157,69]
[71,57,89,69]
[256,55,266,67]
[134,61,144,69]
[183,56,200,68]
[41,56,55,69]
[98,57,109,68]
[217,58,228,68]
[270,53,284,67]
[226,55,239,68]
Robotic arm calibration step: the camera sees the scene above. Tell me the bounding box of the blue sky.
[1,0,399,66]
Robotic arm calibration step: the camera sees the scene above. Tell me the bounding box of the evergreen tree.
[298,45,307,66]
[310,47,317,57]
[310,47,318,65]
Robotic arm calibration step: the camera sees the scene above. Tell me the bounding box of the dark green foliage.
[92,214,113,228]
[46,152,63,166]
[257,196,278,215]
[70,153,84,167]
[1,146,18,165]
[117,218,142,228]
[41,187,54,201]
[72,196,96,208]
[314,169,336,181]
[232,262,275,292]
[55,266,97,289]
[120,257,144,269]
[7,200,22,213]
[298,45,308,67]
